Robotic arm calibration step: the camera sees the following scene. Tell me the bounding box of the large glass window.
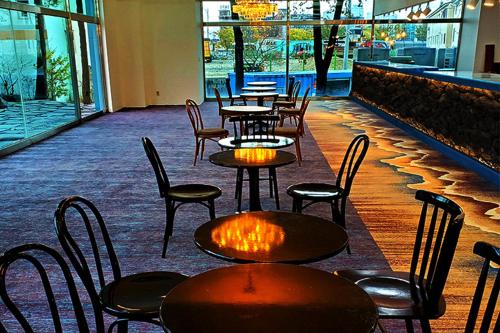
[0,0,105,152]
[202,0,464,99]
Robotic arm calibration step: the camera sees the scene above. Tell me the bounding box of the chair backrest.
[408,190,464,312]
[54,196,122,322]
[142,137,171,197]
[214,87,224,113]
[286,76,295,97]
[186,99,205,133]
[229,115,280,138]
[335,134,369,196]
[225,78,234,98]
[464,241,499,333]
[0,243,104,333]
[295,86,311,135]
[291,81,302,104]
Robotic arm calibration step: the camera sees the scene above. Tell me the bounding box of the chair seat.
[168,184,222,201]
[278,93,289,99]
[287,183,343,200]
[273,100,295,107]
[334,269,446,319]
[279,108,300,116]
[274,127,297,137]
[198,128,229,137]
[100,271,188,317]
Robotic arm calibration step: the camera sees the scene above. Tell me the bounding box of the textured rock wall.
[351,64,500,171]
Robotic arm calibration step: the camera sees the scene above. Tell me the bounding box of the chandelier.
[233,0,278,21]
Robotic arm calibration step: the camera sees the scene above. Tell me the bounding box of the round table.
[240,92,280,106]
[218,135,294,149]
[221,105,272,115]
[195,211,349,264]
[209,149,296,211]
[160,263,378,333]
[247,81,277,86]
[241,86,276,92]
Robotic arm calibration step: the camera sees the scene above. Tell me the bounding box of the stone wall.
[351,64,500,171]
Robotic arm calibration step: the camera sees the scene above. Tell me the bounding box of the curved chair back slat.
[186,99,204,133]
[229,115,280,138]
[142,137,171,197]
[214,88,224,114]
[225,78,234,99]
[54,196,122,325]
[408,190,464,313]
[464,241,499,333]
[335,134,369,197]
[0,244,103,333]
[291,81,302,104]
[286,76,295,98]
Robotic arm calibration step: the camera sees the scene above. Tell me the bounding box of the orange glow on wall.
[211,214,285,253]
[234,148,277,164]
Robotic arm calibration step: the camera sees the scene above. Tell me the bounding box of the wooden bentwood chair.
[277,76,295,101]
[0,243,104,333]
[229,114,282,211]
[335,190,465,333]
[287,134,369,254]
[55,196,189,333]
[272,80,301,111]
[225,78,247,106]
[464,241,499,333]
[142,137,222,257]
[186,98,228,165]
[273,86,311,165]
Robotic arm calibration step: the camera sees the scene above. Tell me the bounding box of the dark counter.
[351,62,500,172]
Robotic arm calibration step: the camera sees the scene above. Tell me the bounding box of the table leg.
[257,97,264,106]
[246,167,262,211]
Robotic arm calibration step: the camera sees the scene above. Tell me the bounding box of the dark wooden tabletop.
[240,92,280,98]
[160,263,378,333]
[194,211,348,264]
[242,86,277,92]
[209,149,296,169]
[221,105,272,114]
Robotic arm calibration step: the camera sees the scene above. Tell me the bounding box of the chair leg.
[221,115,226,128]
[269,169,274,198]
[193,139,200,166]
[163,199,175,258]
[296,199,303,213]
[112,320,128,333]
[208,199,216,220]
[405,319,415,333]
[230,98,235,106]
[200,139,206,160]
[377,321,388,333]
[295,136,302,166]
[271,168,280,210]
[420,319,432,333]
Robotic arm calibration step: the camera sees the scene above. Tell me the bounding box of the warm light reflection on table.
[211,214,285,253]
[234,148,277,164]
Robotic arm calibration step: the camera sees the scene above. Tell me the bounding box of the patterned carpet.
[306,100,499,332]
[0,102,391,332]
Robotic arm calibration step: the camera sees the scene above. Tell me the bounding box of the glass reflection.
[211,214,285,253]
[234,148,277,163]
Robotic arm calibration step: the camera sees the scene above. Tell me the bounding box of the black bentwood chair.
[464,241,499,333]
[225,78,247,106]
[142,137,221,257]
[287,134,369,252]
[0,243,104,333]
[54,196,189,333]
[229,115,281,211]
[335,190,465,333]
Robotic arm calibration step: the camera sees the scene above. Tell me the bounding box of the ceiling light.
[422,3,431,17]
[484,0,494,6]
[466,0,479,9]
[232,0,278,21]
[414,6,423,19]
[407,9,415,20]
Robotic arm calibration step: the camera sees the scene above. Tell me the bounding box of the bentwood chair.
[287,134,369,253]
[272,80,301,111]
[229,115,281,211]
[186,98,228,165]
[278,86,310,134]
[335,190,465,333]
[214,88,236,129]
[225,78,247,106]
[0,243,104,333]
[142,137,222,257]
[464,241,499,333]
[277,76,295,101]
[274,93,311,165]
[54,196,189,333]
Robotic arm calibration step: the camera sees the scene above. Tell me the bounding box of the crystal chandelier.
[233,0,278,21]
